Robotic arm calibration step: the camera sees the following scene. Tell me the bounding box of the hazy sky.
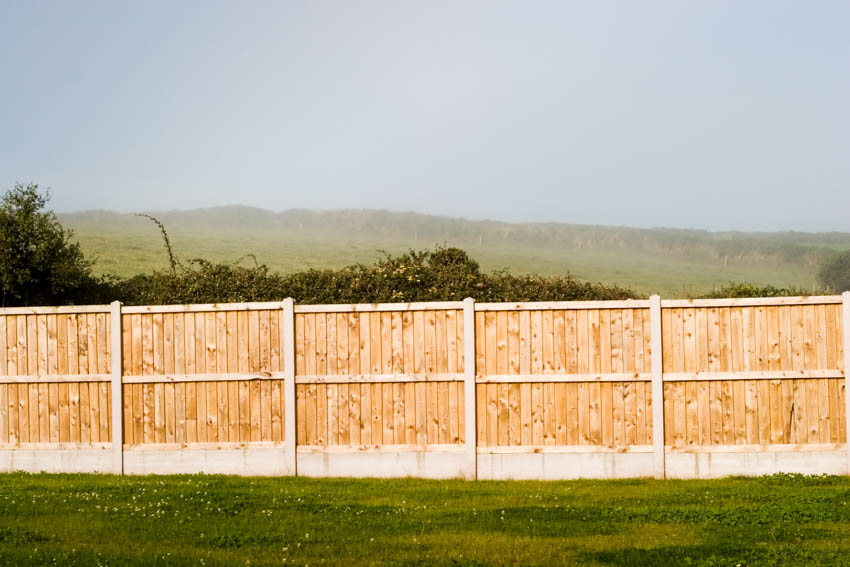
[1,1,848,231]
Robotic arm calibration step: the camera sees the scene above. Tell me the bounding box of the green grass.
[1,473,850,566]
[59,207,850,296]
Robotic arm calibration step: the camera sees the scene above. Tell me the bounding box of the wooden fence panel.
[475,307,653,448]
[121,307,285,447]
[0,296,845,472]
[122,309,283,377]
[294,309,465,446]
[0,311,111,446]
[662,378,846,447]
[122,379,285,446]
[661,303,846,448]
[661,305,843,374]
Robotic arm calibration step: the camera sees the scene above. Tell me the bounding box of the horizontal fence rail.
[0,294,846,479]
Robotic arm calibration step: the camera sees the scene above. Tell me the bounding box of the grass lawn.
[1,473,849,566]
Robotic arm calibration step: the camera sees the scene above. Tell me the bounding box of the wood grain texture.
[294,309,465,446]
[0,298,844,456]
[0,312,110,446]
[659,304,844,448]
[474,308,654,448]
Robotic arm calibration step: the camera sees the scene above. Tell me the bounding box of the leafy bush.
[113,247,638,305]
[0,184,107,306]
[698,282,821,299]
[817,249,850,292]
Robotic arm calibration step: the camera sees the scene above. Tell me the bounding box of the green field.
[60,208,850,296]
[1,473,849,566]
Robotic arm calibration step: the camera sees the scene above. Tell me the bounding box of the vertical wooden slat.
[152,314,165,444]
[139,315,153,443]
[599,310,613,447]
[304,313,317,444]
[250,311,262,442]
[670,309,685,448]
[621,310,636,445]
[361,313,373,445]
[13,318,25,444]
[706,309,721,445]
[191,314,205,443]
[0,316,6,381]
[201,312,216,443]
[0,383,6,445]
[565,311,579,445]
[8,382,18,447]
[36,315,48,443]
[87,315,101,443]
[24,316,35,442]
[803,305,819,444]
[317,383,328,447]
[129,315,141,444]
[7,318,19,445]
[173,314,186,444]
[215,312,228,443]
[692,309,708,446]
[162,314,176,444]
[48,381,59,443]
[371,312,384,444]
[56,317,69,444]
[1,319,12,445]
[814,306,829,443]
[223,312,237,443]
[401,311,415,445]
[335,314,349,445]
[589,310,603,446]
[574,310,587,445]
[392,312,405,444]
[507,310,521,446]
[315,313,328,443]
[748,306,764,445]
[65,315,82,444]
[348,313,361,446]
[496,311,509,446]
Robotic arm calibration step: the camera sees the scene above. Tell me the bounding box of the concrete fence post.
[463,297,477,479]
[649,295,665,479]
[110,301,123,475]
[843,292,850,476]
[282,298,297,476]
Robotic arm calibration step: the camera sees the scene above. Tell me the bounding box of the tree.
[0,183,96,306]
[817,249,850,293]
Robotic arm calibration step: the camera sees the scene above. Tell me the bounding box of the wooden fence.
[0,294,847,479]
[294,305,466,448]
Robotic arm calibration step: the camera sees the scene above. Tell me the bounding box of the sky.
[1,1,848,232]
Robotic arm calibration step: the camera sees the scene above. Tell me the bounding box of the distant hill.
[59,207,850,296]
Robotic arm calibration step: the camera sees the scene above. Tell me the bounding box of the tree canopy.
[0,183,98,306]
[818,249,850,293]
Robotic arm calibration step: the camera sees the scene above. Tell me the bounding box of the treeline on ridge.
[1,183,846,308]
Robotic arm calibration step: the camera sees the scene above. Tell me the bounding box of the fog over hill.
[59,207,850,296]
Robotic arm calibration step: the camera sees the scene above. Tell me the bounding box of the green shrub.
[112,247,638,305]
[699,282,820,299]
[0,184,107,306]
[817,249,850,292]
